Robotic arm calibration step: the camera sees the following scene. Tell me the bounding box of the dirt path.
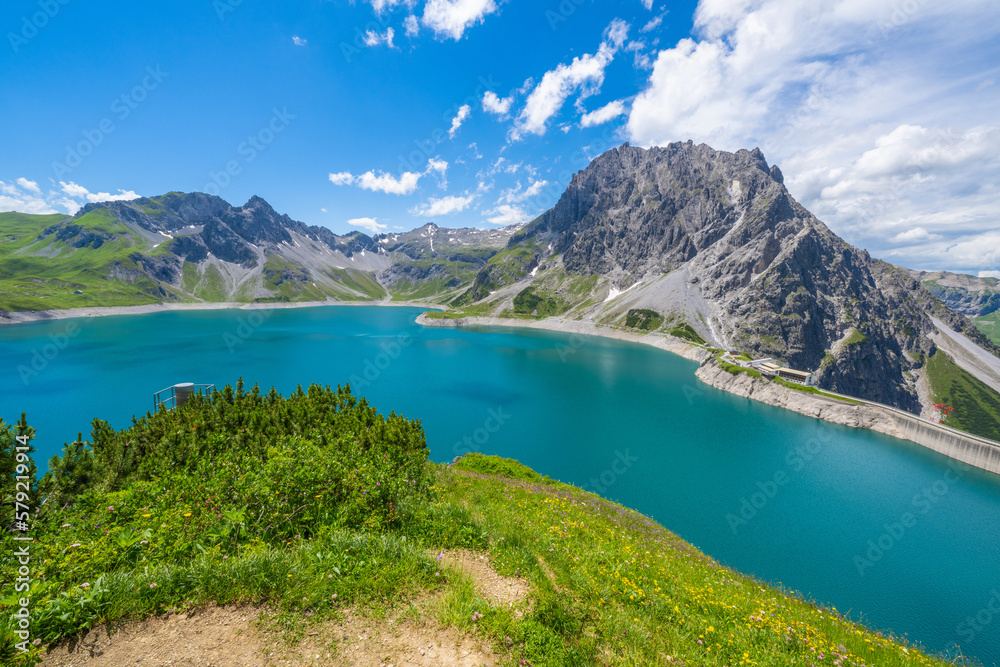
[41,550,528,667]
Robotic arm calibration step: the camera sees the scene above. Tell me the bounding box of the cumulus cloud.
[484,204,530,226]
[448,104,471,138]
[404,14,420,37]
[411,194,476,216]
[625,0,1000,272]
[364,27,396,48]
[16,177,40,193]
[499,179,549,204]
[482,90,514,117]
[513,19,629,138]
[580,100,627,128]
[59,181,140,203]
[292,35,307,46]
[0,179,138,215]
[641,15,663,32]
[356,170,421,195]
[422,0,498,41]
[328,172,354,186]
[329,170,421,195]
[347,217,387,234]
[365,0,415,15]
[329,159,449,196]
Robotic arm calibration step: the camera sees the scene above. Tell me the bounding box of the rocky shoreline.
[0,299,443,327]
[415,313,712,363]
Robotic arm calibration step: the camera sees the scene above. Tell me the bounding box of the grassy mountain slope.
[925,350,1000,441]
[0,199,523,313]
[0,389,958,666]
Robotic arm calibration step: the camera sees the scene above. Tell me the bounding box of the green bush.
[453,452,543,481]
[624,309,663,331]
[0,382,433,662]
[668,322,706,344]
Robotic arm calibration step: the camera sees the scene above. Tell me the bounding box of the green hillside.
[925,350,1000,441]
[0,211,167,311]
[1,387,956,666]
[975,311,1000,345]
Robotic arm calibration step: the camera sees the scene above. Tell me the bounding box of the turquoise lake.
[2,305,999,665]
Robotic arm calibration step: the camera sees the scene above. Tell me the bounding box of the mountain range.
[2,142,999,421]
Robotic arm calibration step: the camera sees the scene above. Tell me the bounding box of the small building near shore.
[777,367,816,386]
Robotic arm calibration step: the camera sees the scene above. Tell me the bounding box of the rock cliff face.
[457,142,994,411]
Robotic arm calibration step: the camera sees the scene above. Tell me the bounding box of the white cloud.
[88,189,140,203]
[426,157,449,188]
[364,27,396,48]
[356,170,421,195]
[580,100,627,128]
[411,194,476,216]
[640,0,653,9]
[422,0,498,40]
[365,0,415,14]
[328,172,355,186]
[0,179,61,215]
[980,271,1000,279]
[625,0,1000,272]
[59,181,139,203]
[404,14,420,37]
[292,35,307,46]
[16,177,40,193]
[329,169,421,195]
[329,159,448,196]
[482,91,513,117]
[500,179,549,204]
[514,19,630,138]
[641,15,663,32]
[0,179,138,216]
[448,104,471,138]
[347,217,387,234]
[60,181,90,198]
[484,204,530,226]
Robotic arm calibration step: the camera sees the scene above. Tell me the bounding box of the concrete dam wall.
[877,404,1000,476]
[695,362,1000,477]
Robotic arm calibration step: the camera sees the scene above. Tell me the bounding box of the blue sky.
[1,0,999,274]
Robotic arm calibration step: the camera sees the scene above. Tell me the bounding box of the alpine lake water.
[3,304,999,666]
